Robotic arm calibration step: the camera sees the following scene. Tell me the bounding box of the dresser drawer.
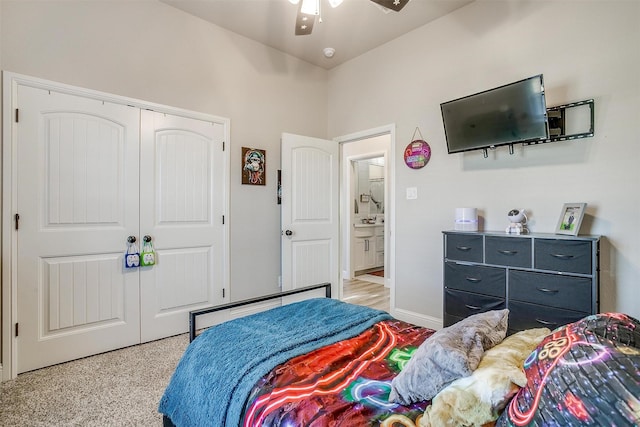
[534,239,593,274]
[508,301,588,331]
[485,236,532,268]
[444,288,505,319]
[444,313,464,328]
[509,270,592,313]
[444,262,505,298]
[445,233,483,263]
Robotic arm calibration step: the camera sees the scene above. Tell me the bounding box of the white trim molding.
[392,308,443,331]
[335,124,396,311]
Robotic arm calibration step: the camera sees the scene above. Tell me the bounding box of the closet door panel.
[16,85,141,373]
[139,110,226,342]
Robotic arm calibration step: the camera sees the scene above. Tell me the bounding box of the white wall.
[0,0,329,303]
[328,0,640,323]
[2,0,638,349]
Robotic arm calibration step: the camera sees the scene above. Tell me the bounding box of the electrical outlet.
[406,187,418,200]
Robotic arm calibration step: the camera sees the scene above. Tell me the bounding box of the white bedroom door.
[139,110,226,342]
[16,85,142,373]
[281,133,339,297]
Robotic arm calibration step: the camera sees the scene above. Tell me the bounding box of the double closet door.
[15,85,226,373]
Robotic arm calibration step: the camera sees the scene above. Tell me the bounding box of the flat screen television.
[441,75,549,154]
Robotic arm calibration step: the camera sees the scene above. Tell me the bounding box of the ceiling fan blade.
[295,4,316,35]
[369,0,410,12]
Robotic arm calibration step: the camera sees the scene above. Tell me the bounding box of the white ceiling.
[160,0,474,69]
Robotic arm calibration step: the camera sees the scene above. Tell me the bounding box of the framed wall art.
[277,170,281,204]
[555,203,587,235]
[242,147,266,185]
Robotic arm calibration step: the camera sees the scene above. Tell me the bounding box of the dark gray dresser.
[443,231,600,334]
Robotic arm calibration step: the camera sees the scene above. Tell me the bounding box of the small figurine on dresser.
[506,209,528,234]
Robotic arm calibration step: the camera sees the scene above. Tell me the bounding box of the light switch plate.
[406,187,418,200]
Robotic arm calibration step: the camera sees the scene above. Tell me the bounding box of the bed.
[159,283,640,427]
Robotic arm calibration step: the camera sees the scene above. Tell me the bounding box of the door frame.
[342,143,389,281]
[1,72,231,380]
[335,124,396,313]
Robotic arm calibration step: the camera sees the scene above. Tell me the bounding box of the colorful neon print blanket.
[159,298,399,427]
[497,312,640,427]
[242,319,435,427]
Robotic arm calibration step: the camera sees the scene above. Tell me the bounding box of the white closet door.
[16,86,141,373]
[139,110,226,342]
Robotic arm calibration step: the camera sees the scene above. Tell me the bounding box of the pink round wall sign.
[404,140,431,169]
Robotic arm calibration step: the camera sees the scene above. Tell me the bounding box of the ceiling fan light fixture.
[369,0,410,12]
[327,0,344,8]
[300,0,320,15]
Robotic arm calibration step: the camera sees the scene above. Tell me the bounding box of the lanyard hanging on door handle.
[125,236,140,269]
[140,235,156,267]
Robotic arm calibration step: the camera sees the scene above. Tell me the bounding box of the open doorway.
[349,156,386,281]
[337,125,394,313]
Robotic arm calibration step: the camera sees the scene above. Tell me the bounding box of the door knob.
[127,236,137,244]
[143,235,152,243]
[285,230,293,236]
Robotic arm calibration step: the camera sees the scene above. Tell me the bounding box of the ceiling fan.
[289,0,410,36]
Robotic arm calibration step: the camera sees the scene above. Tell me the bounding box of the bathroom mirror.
[355,157,385,215]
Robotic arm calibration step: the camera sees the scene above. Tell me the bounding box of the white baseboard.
[391,307,443,331]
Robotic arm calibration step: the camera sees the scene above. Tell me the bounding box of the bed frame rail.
[189,282,332,342]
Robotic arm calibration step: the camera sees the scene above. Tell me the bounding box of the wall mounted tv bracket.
[526,99,595,145]
[481,99,594,158]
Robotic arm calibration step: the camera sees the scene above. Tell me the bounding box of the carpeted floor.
[0,291,388,426]
[0,333,188,426]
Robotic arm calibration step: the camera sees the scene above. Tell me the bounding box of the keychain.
[125,236,140,269]
[140,235,156,267]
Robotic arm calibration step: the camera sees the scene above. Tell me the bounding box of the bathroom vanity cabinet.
[354,225,384,272]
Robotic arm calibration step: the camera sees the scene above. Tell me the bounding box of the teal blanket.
[159,298,392,427]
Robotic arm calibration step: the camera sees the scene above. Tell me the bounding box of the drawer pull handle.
[498,250,517,256]
[465,277,481,283]
[551,253,574,260]
[535,318,557,326]
[465,304,482,310]
[456,246,472,252]
[537,288,559,294]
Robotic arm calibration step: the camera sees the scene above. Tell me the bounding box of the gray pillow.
[388,309,509,405]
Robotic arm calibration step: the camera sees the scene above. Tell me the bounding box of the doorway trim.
[1,72,231,380]
[335,124,396,314]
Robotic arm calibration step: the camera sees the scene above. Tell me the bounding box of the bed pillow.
[422,327,550,427]
[497,312,640,427]
[389,309,509,405]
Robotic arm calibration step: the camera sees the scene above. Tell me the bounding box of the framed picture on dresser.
[555,203,587,235]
